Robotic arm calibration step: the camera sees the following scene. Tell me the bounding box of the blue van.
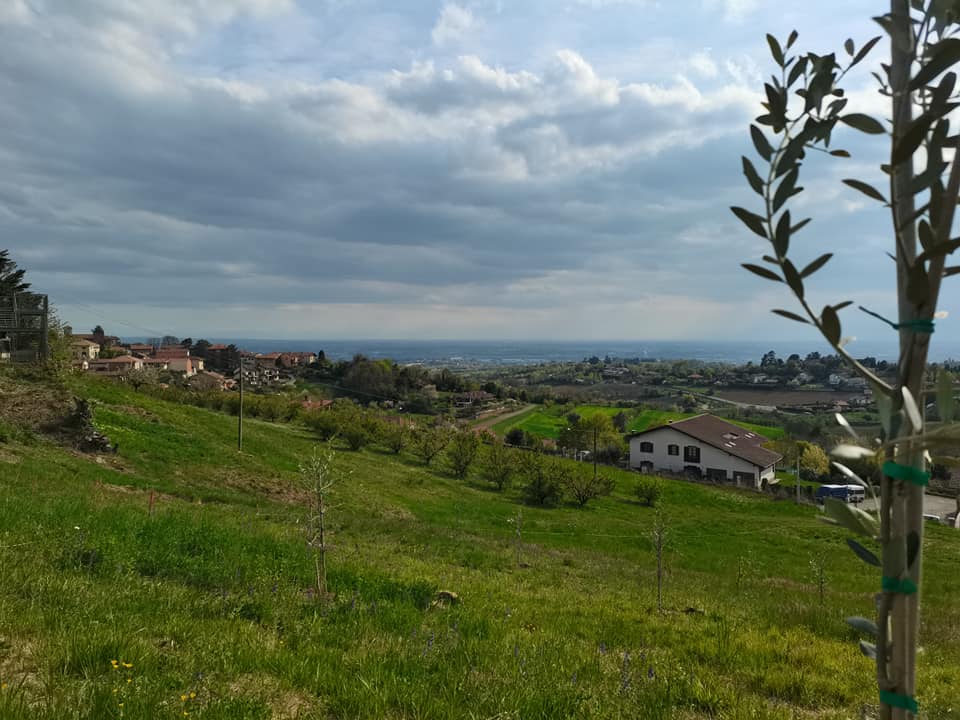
[815,484,865,504]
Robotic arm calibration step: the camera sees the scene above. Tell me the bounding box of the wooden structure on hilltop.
[0,293,49,362]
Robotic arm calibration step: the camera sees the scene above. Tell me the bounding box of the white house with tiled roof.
[628,414,781,489]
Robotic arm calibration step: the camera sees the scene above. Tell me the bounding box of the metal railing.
[0,293,49,361]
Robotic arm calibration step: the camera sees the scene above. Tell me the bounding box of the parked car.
[923,513,943,524]
[946,511,958,528]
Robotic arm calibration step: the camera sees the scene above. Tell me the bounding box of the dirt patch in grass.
[211,468,303,504]
[0,376,73,434]
[228,673,322,719]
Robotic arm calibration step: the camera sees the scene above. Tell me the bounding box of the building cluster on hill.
[65,327,319,391]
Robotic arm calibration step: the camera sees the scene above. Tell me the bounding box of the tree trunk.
[884,3,926,716]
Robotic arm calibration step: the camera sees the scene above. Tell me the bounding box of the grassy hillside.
[0,372,957,719]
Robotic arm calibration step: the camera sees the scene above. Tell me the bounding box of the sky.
[0,0,951,346]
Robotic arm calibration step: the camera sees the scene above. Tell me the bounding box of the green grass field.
[628,410,786,440]
[493,405,786,442]
[493,405,624,440]
[0,372,957,718]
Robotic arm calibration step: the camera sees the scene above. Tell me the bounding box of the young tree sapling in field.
[732,7,960,715]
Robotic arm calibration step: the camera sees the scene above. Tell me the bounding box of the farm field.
[493,405,786,442]
[713,389,862,407]
[0,372,958,718]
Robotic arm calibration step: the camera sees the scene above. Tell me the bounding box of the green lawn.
[628,409,786,440]
[0,372,957,719]
[494,404,625,440]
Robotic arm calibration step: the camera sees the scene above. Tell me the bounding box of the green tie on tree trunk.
[731,4,960,716]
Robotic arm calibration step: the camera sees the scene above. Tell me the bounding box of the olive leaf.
[840,113,885,134]
[743,264,783,282]
[847,616,880,637]
[731,207,768,238]
[800,253,833,278]
[909,36,960,90]
[843,179,887,202]
[772,308,809,323]
[847,539,881,567]
[901,386,923,432]
[750,125,773,161]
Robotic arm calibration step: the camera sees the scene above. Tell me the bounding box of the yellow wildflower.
[121,662,133,669]
[189,692,196,699]
[127,678,132,684]
[1,683,7,690]
[180,694,187,701]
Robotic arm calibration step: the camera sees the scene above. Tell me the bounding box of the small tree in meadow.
[298,443,344,601]
[519,452,564,507]
[564,465,614,507]
[382,420,410,454]
[484,438,516,490]
[125,366,159,391]
[446,430,480,478]
[634,477,662,508]
[412,425,452,466]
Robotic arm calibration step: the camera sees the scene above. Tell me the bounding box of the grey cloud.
[0,1,933,339]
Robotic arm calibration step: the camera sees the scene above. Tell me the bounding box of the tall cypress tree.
[0,250,30,295]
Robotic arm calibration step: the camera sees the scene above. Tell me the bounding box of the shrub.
[634,477,661,507]
[564,467,614,507]
[412,426,452,466]
[504,427,525,446]
[381,421,410,454]
[446,430,480,478]
[303,408,341,441]
[341,422,370,451]
[484,439,516,490]
[519,453,563,507]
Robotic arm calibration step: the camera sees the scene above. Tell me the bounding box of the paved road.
[861,493,958,523]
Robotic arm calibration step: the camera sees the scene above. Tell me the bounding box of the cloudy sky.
[1,0,949,343]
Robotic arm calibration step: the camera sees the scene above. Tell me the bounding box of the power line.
[53,296,176,339]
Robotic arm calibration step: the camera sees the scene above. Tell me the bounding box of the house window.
[639,441,654,453]
[667,444,679,456]
[683,445,701,463]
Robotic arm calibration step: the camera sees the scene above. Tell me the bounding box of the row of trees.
[299,402,618,508]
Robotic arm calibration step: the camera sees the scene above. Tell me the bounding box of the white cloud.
[431,3,478,46]
[688,50,718,78]
[705,0,759,22]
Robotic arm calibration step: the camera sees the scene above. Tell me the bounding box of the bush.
[564,468,614,507]
[484,439,516,490]
[634,477,661,507]
[380,420,410,454]
[412,426,452,466]
[446,431,480,478]
[341,422,370,451]
[519,453,564,507]
[504,427,525,446]
[303,408,342,441]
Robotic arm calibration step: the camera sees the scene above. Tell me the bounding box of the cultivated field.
[0,372,957,718]
[714,389,863,407]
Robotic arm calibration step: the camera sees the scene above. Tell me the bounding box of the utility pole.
[796,442,800,504]
[238,357,244,451]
